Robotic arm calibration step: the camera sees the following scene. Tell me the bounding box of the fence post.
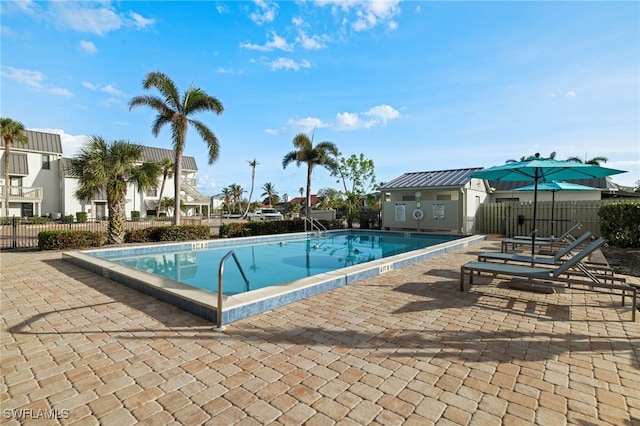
[12,215,17,250]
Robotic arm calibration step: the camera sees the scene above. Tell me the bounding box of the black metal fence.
[0,216,203,250]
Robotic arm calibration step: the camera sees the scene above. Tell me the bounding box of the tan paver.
[1,238,639,425]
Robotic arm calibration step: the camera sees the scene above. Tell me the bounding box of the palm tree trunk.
[174,149,183,226]
[157,172,167,215]
[306,165,312,219]
[108,195,127,244]
[4,139,10,217]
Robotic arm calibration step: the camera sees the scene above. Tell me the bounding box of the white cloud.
[79,40,97,54]
[216,67,243,75]
[335,112,376,130]
[82,81,126,97]
[270,58,311,71]
[240,31,292,51]
[565,91,577,98]
[11,2,155,36]
[1,66,72,97]
[249,0,278,25]
[128,12,155,29]
[364,104,400,124]
[315,0,402,32]
[101,84,124,97]
[296,30,328,50]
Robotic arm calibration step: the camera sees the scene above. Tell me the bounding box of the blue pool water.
[93,231,461,296]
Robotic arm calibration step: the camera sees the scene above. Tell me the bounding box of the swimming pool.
[63,230,486,327]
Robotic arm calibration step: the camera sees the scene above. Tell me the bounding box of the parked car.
[247,208,283,221]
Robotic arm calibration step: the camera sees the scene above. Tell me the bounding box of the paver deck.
[1,238,639,425]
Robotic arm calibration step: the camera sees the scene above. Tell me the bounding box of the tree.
[129,71,224,225]
[282,133,338,218]
[242,159,259,218]
[1,117,28,217]
[506,151,556,163]
[332,153,376,228]
[156,157,174,215]
[220,187,233,215]
[228,183,244,213]
[261,182,278,206]
[566,155,608,166]
[69,137,160,244]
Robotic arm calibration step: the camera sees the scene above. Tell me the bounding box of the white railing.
[180,179,209,204]
[0,186,44,201]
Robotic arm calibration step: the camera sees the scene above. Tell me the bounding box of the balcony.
[0,186,44,202]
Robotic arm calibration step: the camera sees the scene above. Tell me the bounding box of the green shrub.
[76,212,88,223]
[124,225,210,243]
[38,230,106,250]
[219,219,331,238]
[131,211,140,222]
[63,215,74,224]
[155,225,210,241]
[598,202,640,248]
[27,216,51,224]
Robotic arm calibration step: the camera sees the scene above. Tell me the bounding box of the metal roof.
[5,153,29,175]
[381,168,485,190]
[61,147,198,176]
[7,130,64,154]
[139,146,198,171]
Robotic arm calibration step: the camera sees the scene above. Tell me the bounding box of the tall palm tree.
[1,117,28,217]
[156,157,174,215]
[261,182,278,206]
[128,71,224,225]
[69,136,161,244]
[242,159,259,218]
[566,155,608,166]
[282,133,338,218]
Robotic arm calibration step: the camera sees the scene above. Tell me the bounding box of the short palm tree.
[566,155,608,166]
[261,182,278,206]
[282,133,338,217]
[156,157,174,215]
[1,117,28,217]
[221,187,233,215]
[129,71,224,225]
[69,136,161,244]
[229,183,244,214]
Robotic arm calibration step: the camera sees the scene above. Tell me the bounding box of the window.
[146,187,158,197]
[42,154,50,170]
[9,177,22,196]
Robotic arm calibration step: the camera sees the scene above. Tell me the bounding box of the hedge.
[38,230,106,250]
[219,219,336,238]
[125,225,210,243]
[598,202,640,248]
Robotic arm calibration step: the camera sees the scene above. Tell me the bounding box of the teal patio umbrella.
[471,154,625,266]
[513,180,597,238]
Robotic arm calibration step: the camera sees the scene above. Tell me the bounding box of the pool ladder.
[214,250,249,331]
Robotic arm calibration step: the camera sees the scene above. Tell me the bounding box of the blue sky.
[2,1,639,199]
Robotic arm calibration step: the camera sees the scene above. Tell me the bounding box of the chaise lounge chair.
[460,238,637,321]
[501,222,582,253]
[479,232,614,278]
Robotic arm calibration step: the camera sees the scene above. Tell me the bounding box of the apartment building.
[1,130,209,219]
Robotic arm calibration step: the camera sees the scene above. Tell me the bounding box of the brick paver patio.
[1,239,638,425]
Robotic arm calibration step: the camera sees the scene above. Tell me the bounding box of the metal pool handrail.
[215,250,249,331]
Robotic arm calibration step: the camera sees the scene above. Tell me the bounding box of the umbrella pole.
[551,190,556,238]
[530,175,539,267]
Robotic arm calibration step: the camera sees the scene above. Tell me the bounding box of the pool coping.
[63,230,486,327]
